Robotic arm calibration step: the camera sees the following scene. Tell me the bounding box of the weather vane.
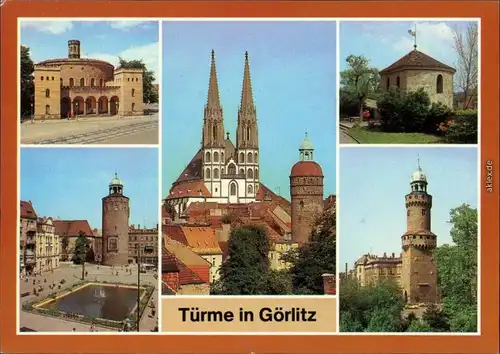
[408,24,417,50]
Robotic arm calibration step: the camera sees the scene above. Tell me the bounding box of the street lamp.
[136,237,141,332]
[30,103,34,123]
[116,101,120,119]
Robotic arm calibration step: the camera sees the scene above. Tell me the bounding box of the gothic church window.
[246,127,250,140]
[213,168,219,179]
[247,152,253,163]
[436,74,443,93]
[239,168,244,175]
[247,169,253,179]
[205,152,211,162]
[248,185,253,194]
[213,126,217,140]
[214,152,219,162]
[228,164,236,175]
[230,183,237,196]
[255,169,259,179]
[255,153,258,163]
[205,168,211,179]
[239,152,245,163]
[221,152,224,162]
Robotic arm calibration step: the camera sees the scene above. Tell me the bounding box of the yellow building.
[269,238,299,271]
[35,217,60,272]
[354,253,402,287]
[33,39,144,120]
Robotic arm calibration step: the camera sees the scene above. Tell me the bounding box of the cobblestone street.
[19,263,159,333]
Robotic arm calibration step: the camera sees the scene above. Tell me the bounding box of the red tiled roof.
[174,149,203,183]
[53,220,94,237]
[235,217,281,240]
[256,184,291,213]
[166,179,211,200]
[162,248,205,286]
[163,238,210,284]
[20,201,38,220]
[380,50,456,74]
[165,225,222,255]
[290,161,323,177]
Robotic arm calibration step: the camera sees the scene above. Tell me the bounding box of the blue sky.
[339,20,477,73]
[20,20,159,82]
[21,148,159,230]
[339,147,478,268]
[162,21,337,198]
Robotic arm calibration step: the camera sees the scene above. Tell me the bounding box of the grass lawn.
[348,127,443,144]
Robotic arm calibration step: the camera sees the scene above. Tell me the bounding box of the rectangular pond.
[40,284,145,322]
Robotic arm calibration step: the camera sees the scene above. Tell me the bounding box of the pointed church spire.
[207,49,221,109]
[240,51,254,108]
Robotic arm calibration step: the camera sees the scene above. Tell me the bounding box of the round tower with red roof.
[289,133,324,244]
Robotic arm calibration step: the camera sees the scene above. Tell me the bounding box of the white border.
[16,17,482,337]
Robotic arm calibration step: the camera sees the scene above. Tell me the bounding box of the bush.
[426,102,452,134]
[442,110,478,144]
[378,89,430,133]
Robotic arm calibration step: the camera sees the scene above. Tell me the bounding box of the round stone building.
[290,134,324,244]
[102,173,130,266]
[401,161,438,304]
[379,46,456,108]
[33,40,144,120]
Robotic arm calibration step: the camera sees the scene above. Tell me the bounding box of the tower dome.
[410,168,427,183]
[108,172,124,195]
[110,172,123,187]
[299,134,314,150]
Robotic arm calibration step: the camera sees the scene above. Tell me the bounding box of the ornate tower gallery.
[401,160,438,304]
[102,173,130,266]
[290,134,324,244]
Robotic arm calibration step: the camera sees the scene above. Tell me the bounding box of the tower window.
[255,169,259,179]
[436,74,443,93]
[91,78,95,86]
[213,126,217,141]
[396,76,400,88]
[228,164,236,175]
[213,152,219,162]
[407,210,410,216]
[247,168,254,179]
[205,168,211,179]
[239,152,245,164]
[80,78,85,87]
[421,209,426,216]
[205,151,211,163]
[213,168,219,179]
[247,152,253,163]
[246,127,250,140]
[221,152,224,162]
[132,88,135,97]
[255,153,258,163]
[45,89,50,98]
[248,185,253,194]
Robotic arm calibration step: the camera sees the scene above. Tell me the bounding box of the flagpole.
[414,24,417,49]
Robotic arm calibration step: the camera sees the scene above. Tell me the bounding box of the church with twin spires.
[166,50,270,215]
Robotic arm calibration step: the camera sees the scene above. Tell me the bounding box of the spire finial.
[240,51,254,108]
[206,49,221,109]
[417,153,421,171]
[305,130,308,138]
[408,24,417,50]
[114,168,117,178]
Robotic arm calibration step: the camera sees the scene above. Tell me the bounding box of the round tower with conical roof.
[401,159,438,304]
[290,133,324,244]
[102,172,130,266]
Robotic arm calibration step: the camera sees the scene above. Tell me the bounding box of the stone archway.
[109,96,119,116]
[60,97,71,119]
[98,96,108,114]
[72,96,85,117]
[85,96,97,115]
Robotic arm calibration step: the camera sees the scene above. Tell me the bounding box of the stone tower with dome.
[290,134,324,244]
[401,159,438,304]
[102,173,130,266]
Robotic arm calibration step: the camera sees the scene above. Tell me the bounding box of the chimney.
[322,274,336,295]
[68,40,81,59]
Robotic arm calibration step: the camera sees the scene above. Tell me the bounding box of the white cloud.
[108,21,150,31]
[20,20,73,34]
[85,42,159,83]
[392,22,456,64]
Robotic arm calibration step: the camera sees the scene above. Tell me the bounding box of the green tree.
[20,45,35,117]
[215,225,271,295]
[339,277,405,332]
[118,58,158,104]
[435,204,478,332]
[283,210,336,295]
[61,235,70,261]
[406,319,433,332]
[73,231,90,265]
[340,55,380,119]
[422,304,450,331]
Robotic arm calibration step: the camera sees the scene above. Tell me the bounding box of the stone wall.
[290,176,324,244]
[401,247,437,304]
[178,283,210,295]
[405,193,432,231]
[115,69,145,115]
[102,195,130,266]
